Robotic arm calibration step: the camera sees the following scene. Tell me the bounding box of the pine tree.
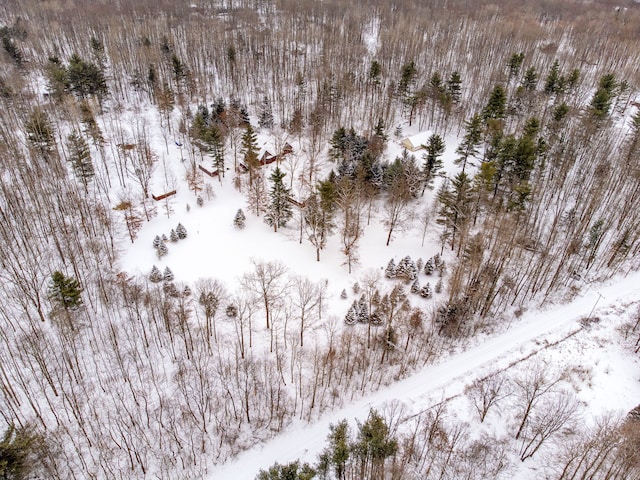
[233,208,246,229]
[169,229,178,242]
[420,283,432,298]
[264,166,293,232]
[435,278,443,293]
[455,114,483,173]
[241,124,260,185]
[482,85,507,121]
[149,265,163,283]
[340,289,348,299]
[397,61,417,99]
[66,53,108,100]
[25,107,56,160]
[521,67,538,90]
[424,257,435,275]
[544,60,561,94]
[258,95,274,129]
[156,242,168,259]
[410,278,420,294]
[446,71,462,102]
[345,300,358,325]
[507,52,525,77]
[2,36,23,66]
[0,425,36,480]
[176,223,187,239]
[422,133,445,192]
[66,131,94,193]
[396,256,417,282]
[48,271,83,311]
[163,267,174,282]
[357,295,369,323]
[385,259,396,279]
[153,235,163,249]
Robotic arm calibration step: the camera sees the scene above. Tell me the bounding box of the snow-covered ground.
[206,271,640,479]
[112,108,640,479]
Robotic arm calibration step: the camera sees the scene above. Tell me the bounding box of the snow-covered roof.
[401,130,432,151]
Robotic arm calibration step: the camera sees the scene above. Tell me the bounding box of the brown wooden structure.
[152,190,177,201]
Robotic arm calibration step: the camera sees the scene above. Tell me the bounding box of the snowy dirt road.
[207,270,640,479]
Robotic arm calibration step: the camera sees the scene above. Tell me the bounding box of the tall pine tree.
[264,166,292,232]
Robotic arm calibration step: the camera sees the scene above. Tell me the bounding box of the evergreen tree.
[420,282,432,298]
[163,267,174,282]
[507,52,525,77]
[324,420,350,480]
[410,278,420,294]
[544,60,561,94]
[66,53,108,100]
[340,289,347,299]
[241,124,260,185]
[353,410,398,479]
[455,114,483,173]
[0,424,36,480]
[437,172,474,250]
[171,54,186,82]
[435,278,444,293]
[258,95,274,129]
[424,257,435,275]
[397,60,417,98]
[1,36,23,66]
[446,71,462,102]
[344,300,358,325]
[396,256,418,282]
[482,84,507,121]
[368,60,382,85]
[521,66,538,90]
[156,242,168,259]
[256,461,315,480]
[25,107,56,160]
[153,235,163,249]
[384,259,396,279]
[590,73,617,120]
[66,131,94,193]
[48,271,83,311]
[149,265,163,283]
[176,223,187,239]
[264,167,292,232]
[169,229,178,242]
[233,208,246,229]
[422,133,445,192]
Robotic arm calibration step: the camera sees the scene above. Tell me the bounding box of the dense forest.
[0,0,639,478]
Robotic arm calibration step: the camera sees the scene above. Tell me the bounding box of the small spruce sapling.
[163,266,174,282]
[176,223,187,239]
[234,208,246,229]
[344,301,358,325]
[435,278,443,294]
[149,265,163,283]
[156,242,168,259]
[169,229,179,242]
[352,282,360,294]
[340,289,348,299]
[424,258,435,275]
[385,259,397,279]
[420,283,432,298]
[411,278,420,294]
[153,235,163,249]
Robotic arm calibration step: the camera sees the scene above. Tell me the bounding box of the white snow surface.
[206,271,640,479]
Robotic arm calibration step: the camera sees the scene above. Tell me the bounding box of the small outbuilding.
[401,131,432,152]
